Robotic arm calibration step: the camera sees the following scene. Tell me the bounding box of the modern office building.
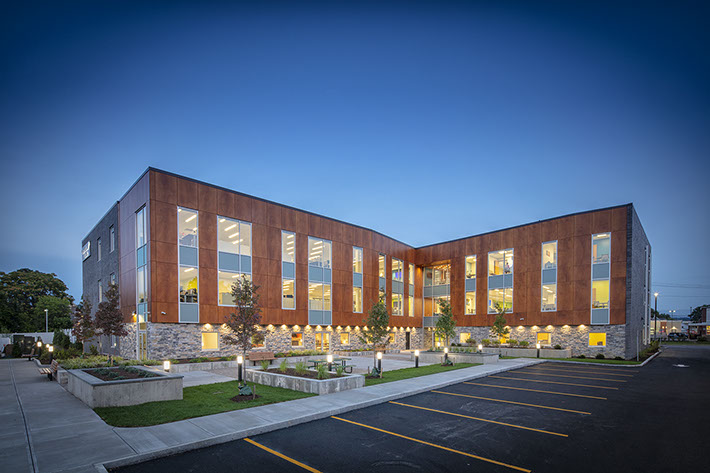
[82,168,652,360]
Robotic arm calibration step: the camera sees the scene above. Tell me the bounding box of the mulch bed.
[230,394,261,403]
[266,368,343,379]
[85,367,159,382]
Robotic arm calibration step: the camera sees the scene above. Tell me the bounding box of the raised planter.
[334,350,401,357]
[416,351,499,364]
[66,366,183,408]
[481,347,572,358]
[166,355,327,373]
[245,369,365,395]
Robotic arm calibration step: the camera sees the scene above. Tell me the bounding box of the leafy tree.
[434,299,456,347]
[0,268,73,332]
[223,275,263,357]
[651,309,672,320]
[689,305,709,323]
[490,304,510,341]
[94,284,127,353]
[72,296,95,349]
[34,296,73,331]
[357,294,390,375]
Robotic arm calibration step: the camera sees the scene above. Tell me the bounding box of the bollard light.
[376,352,382,373]
[376,352,382,360]
[444,346,449,362]
[163,360,170,371]
[327,354,333,371]
[48,345,54,352]
[444,347,448,354]
[536,343,541,349]
[536,342,541,359]
[237,355,244,382]
[478,344,483,352]
[414,349,420,368]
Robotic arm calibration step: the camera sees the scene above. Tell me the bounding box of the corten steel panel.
[200,304,216,323]
[177,178,199,210]
[265,226,280,260]
[333,269,350,286]
[216,189,234,218]
[557,217,575,239]
[308,215,331,240]
[201,269,217,307]
[574,235,591,268]
[252,256,268,278]
[152,302,178,324]
[331,222,345,245]
[234,192,253,223]
[612,231,627,262]
[199,248,217,270]
[199,211,217,251]
[264,258,280,278]
[558,279,573,312]
[592,209,611,234]
[612,206,627,231]
[152,262,177,303]
[540,220,557,244]
[574,214,592,236]
[152,171,178,204]
[281,208,299,233]
[574,279,591,312]
[153,241,178,265]
[198,185,217,214]
[152,201,178,244]
[267,275,281,310]
[251,223,268,259]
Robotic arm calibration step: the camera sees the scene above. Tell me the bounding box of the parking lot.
[115,346,710,473]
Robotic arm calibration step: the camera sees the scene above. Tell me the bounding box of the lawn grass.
[499,355,642,365]
[94,381,315,427]
[364,363,479,386]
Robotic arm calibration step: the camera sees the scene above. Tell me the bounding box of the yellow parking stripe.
[331,416,531,472]
[244,438,321,473]
[464,382,607,400]
[515,370,627,383]
[431,390,591,415]
[528,367,634,377]
[389,401,568,437]
[489,375,619,390]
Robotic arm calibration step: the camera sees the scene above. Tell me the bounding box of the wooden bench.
[248,351,276,366]
[38,360,59,380]
[22,348,37,361]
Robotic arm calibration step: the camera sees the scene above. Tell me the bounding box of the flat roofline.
[81,201,119,244]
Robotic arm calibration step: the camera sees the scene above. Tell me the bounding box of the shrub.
[278,358,288,373]
[59,355,160,370]
[491,340,500,347]
[274,349,327,358]
[466,337,475,344]
[577,354,586,359]
[260,359,270,371]
[614,356,624,360]
[189,357,211,363]
[595,354,605,359]
[53,330,71,349]
[54,347,81,360]
[316,363,329,380]
[73,341,84,352]
[508,339,518,347]
[481,339,490,346]
[335,365,345,376]
[89,345,99,356]
[519,341,529,347]
[12,342,22,358]
[39,351,52,364]
[698,336,708,342]
[554,344,562,350]
[294,361,308,375]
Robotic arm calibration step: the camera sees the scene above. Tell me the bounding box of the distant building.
[689,307,709,338]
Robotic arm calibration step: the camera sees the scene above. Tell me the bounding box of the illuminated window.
[353,287,362,313]
[179,207,199,323]
[392,259,403,282]
[180,267,199,303]
[282,231,296,310]
[592,280,610,309]
[592,234,610,263]
[591,233,611,324]
[388,333,395,344]
[465,291,476,315]
[542,284,557,311]
[488,249,513,314]
[308,283,331,311]
[109,226,115,253]
[340,333,350,345]
[282,279,295,309]
[488,249,513,276]
[408,263,414,285]
[353,247,363,313]
[589,333,606,347]
[353,247,363,273]
[201,332,218,351]
[408,295,414,316]
[378,254,386,278]
[537,332,551,346]
[459,332,471,344]
[291,333,303,347]
[179,208,198,248]
[98,280,102,303]
[465,255,476,279]
[219,271,249,306]
[282,231,295,263]
[542,241,557,268]
[541,241,557,312]
[392,293,403,316]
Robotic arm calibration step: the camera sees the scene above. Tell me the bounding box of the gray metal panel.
[353,273,363,287]
[179,303,199,323]
[432,285,450,297]
[308,310,323,325]
[392,281,404,294]
[409,284,415,295]
[488,274,505,289]
[542,269,557,284]
[309,266,323,282]
[180,246,198,267]
[423,316,440,327]
[465,279,476,292]
[322,311,332,325]
[218,252,239,272]
[379,277,386,292]
[240,255,252,273]
[423,286,433,298]
[324,269,332,284]
[591,308,610,325]
[592,263,610,280]
[504,274,513,288]
[282,262,295,279]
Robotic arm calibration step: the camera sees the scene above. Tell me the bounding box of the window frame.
[392,258,403,283]
[588,332,607,347]
[487,249,514,314]
[109,225,115,253]
[97,237,102,262]
[178,207,199,322]
[541,241,557,312]
[590,233,611,325]
[281,231,296,310]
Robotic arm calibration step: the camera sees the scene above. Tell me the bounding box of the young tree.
[223,275,263,357]
[434,299,457,347]
[94,284,127,355]
[490,303,510,342]
[72,296,95,352]
[357,294,390,376]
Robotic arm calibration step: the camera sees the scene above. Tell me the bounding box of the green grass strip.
[365,363,479,386]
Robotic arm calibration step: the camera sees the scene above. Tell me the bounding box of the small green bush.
[577,354,586,359]
[554,344,562,350]
[53,330,71,349]
[698,336,708,342]
[508,339,518,347]
[278,358,288,373]
[274,349,327,358]
[73,341,84,352]
[519,341,530,347]
[189,357,211,363]
[335,365,345,376]
[59,356,160,370]
[316,363,329,380]
[481,339,490,346]
[491,340,500,347]
[89,345,99,356]
[55,347,82,360]
[260,360,270,371]
[294,361,308,375]
[595,354,605,359]
[614,356,624,360]
[466,337,475,344]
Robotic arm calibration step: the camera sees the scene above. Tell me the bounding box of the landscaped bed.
[93,381,315,427]
[364,363,478,386]
[264,367,344,380]
[85,366,160,381]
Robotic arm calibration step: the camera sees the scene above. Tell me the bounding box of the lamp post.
[327,354,333,372]
[376,352,382,373]
[414,350,419,368]
[654,292,659,341]
[48,345,54,363]
[45,309,48,333]
[444,347,449,363]
[536,342,541,358]
[237,355,243,382]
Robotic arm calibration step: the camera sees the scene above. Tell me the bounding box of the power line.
[653,283,710,289]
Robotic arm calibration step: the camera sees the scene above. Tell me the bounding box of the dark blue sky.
[1,0,708,314]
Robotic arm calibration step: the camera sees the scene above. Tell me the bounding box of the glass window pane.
[504,250,514,274]
[592,280,610,308]
[465,256,476,279]
[282,279,295,309]
[353,287,362,313]
[589,333,606,347]
[291,333,303,347]
[408,264,414,285]
[309,238,326,267]
[98,280,102,303]
[322,241,331,269]
[136,208,146,248]
[592,234,611,263]
[180,266,198,303]
[240,222,251,256]
[424,268,432,286]
[178,208,198,247]
[201,333,218,350]
[218,271,237,305]
[323,284,331,311]
[424,297,433,316]
[110,226,115,252]
[489,251,504,276]
[282,232,295,263]
[218,217,239,253]
[408,295,414,316]
[488,288,512,313]
[309,283,322,310]
[537,333,551,345]
[378,254,385,278]
[97,238,102,261]
[542,242,557,269]
[459,332,471,344]
[353,247,363,273]
[392,259,403,282]
[392,294,403,315]
[542,284,557,311]
[137,267,146,303]
[465,291,475,315]
[340,333,350,345]
[433,296,449,316]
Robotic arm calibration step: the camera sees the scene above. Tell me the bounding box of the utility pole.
[654,293,659,340]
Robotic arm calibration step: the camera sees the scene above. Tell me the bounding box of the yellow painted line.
[528,367,634,377]
[331,416,531,473]
[515,370,627,383]
[431,390,591,415]
[464,382,607,400]
[389,401,569,437]
[489,375,619,390]
[244,438,321,473]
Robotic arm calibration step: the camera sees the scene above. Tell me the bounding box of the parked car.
[668,332,687,341]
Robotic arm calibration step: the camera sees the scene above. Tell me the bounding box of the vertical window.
[340,333,350,345]
[178,208,199,322]
[217,216,252,306]
[592,234,610,263]
[109,226,115,253]
[392,259,403,282]
[97,238,102,262]
[308,283,331,310]
[392,258,403,315]
[136,207,148,325]
[423,263,450,317]
[98,280,102,303]
[541,241,557,312]
[591,233,611,324]
[110,273,116,285]
[392,293,403,316]
[409,295,414,316]
[378,253,386,294]
[408,263,414,285]
[353,247,363,313]
[309,237,331,268]
[465,255,476,315]
[282,231,296,309]
[408,263,415,317]
[488,249,513,313]
[308,236,333,325]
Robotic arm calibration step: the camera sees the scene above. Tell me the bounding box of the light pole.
[653,293,659,340]
[45,308,48,333]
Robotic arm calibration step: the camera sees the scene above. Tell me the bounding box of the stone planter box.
[245,369,365,395]
[334,350,400,357]
[481,347,572,358]
[66,366,183,408]
[416,351,499,364]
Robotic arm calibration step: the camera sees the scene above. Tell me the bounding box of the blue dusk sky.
[1,0,708,315]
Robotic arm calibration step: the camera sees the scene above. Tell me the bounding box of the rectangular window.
[109,226,115,253]
[97,238,102,262]
[308,237,333,325]
[82,241,91,261]
[488,249,513,276]
[251,333,264,348]
[98,280,102,303]
[178,208,198,247]
[282,279,295,309]
[465,291,476,315]
[179,207,199,323]
[353,287,363,313]
[136,208,146,248]
[408,263,414,285]
[201,332,219,351]
[388,333,395,344]
[488,249,513,314]
[433,265,450,286]
[291,333,303,347]
[542,285,557,311]
[542,241,557,269]
[408,295,414,317]
[137,267,146,303]
[537,332,551,346]
[282,231,295,263]
[218,271,243,305]
[392,259,403,282]
[353,247,363,274]
[591,233,611,324]
[110,273,116,286]
[308,283,331,311]
[465,255,476,279]
[340,333,350,345]
[180,267,199,303]
[592,233,611,263]
[541,241,557,312]
[589,333,607,347]
[218,216,251,257]
[282,231,296,310]
[392,293,403,316]
[135,206,148,325]
[592,280,610,309]
[309,237,332,268]
[459,332,471,344]
[111,335,117,347]
[378,254,386,278]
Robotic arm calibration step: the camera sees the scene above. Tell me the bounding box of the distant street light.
[45,308,48,333]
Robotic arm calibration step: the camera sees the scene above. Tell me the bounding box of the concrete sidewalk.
[3,357,542,473]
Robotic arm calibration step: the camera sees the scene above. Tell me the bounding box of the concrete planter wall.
[417,351,499,365]
[245,369,365,395]
[481,347,572,358]
[166,355,326,373]
[66,366,183,408]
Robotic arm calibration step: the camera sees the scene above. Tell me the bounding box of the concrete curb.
[95,358,543,472]
[530,350,661,368]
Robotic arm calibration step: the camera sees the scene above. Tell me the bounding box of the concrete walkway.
[2,357,542,473]
[179,370,234,387]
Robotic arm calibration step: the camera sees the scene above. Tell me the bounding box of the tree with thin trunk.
[72,296,95,354]
[94,283,127,358]
[490,303,510,342]
[357,293,390,377]
[434,299,456,347]
[223,275,262,359]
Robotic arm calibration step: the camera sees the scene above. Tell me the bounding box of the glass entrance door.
[138,332,147,359]
[405,332,411,350]
[315,332,330,351]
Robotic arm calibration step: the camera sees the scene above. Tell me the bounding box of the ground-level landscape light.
[414,349,419,368]
[163,360,170,371]
[376,352,382,373]
[327,354,333,371]
[444,347,449,362]
[237,355,243,382]
[536,343,541,358]
[478,344,483,352]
